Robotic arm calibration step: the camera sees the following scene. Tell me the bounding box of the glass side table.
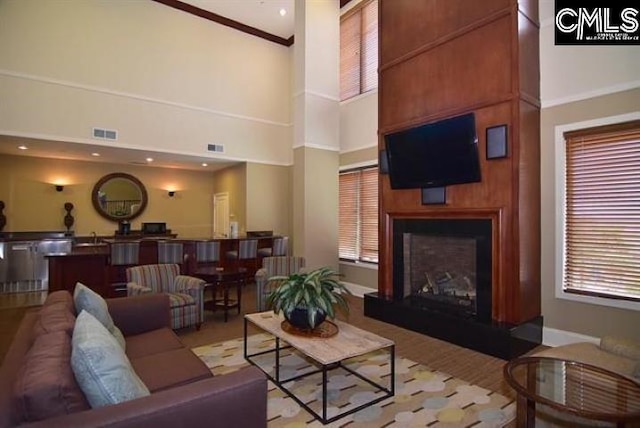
[504,356,640,427]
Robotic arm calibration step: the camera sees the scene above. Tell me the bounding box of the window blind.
[339,167,379,263]
[563,120,640,302]
[339,171,359,260]
[340,0,378,101]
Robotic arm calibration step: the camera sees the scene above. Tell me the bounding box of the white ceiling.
[0,1,299,172]
[0,135,236,172]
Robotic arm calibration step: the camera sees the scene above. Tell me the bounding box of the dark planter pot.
[286,307,326,330]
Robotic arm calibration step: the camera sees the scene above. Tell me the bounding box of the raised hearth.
[364,293,542,360]
[366,217,542,360]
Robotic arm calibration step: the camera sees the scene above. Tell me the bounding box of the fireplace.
[394,218,492,321]
[365,216,542,360]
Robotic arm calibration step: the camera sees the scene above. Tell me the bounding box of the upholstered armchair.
[254,256,305,312]
[126,264,206,330]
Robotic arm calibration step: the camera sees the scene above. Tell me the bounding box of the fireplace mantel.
[369,0,541,358]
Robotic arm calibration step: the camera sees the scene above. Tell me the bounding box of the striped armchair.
[126,264,205,330]
[254,256,306,312]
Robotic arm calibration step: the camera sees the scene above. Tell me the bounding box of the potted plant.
[266,266,351,330]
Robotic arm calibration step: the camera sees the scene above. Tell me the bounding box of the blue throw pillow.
[73,282,126,349]
[71,310,149,408]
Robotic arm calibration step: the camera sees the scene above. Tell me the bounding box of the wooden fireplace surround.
[376,0,540,326]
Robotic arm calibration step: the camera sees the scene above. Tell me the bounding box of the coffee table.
[244,311,395,424]
[504,356,640,427]
[194,267,246,322]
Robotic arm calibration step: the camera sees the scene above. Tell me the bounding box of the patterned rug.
[192,334,515,427]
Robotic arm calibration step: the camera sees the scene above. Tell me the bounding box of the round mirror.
[92,173,148,221]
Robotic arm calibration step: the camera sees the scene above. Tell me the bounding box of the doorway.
[213,193,229,238]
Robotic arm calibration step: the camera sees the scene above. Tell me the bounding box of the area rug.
[192,334,515,427]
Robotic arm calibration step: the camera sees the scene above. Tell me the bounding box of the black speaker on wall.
[486,124,508,159]
[379,149,389,174]
[421,187,446,205]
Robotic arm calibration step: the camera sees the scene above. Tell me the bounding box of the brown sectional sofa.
[0,291,267,427]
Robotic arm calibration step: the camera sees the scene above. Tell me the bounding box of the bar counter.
[47,235,280,298]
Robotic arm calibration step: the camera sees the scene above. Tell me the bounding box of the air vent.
[207,143,224,153]
[92,127,118,141]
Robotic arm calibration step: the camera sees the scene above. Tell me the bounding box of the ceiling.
[183,0,295,39]
[0,0,299,172]
[0,135,236,172]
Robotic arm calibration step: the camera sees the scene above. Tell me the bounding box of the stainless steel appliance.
[0,238,72,293]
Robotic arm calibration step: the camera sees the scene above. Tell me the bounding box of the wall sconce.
[168,191,176,197]
[55,185,64,192]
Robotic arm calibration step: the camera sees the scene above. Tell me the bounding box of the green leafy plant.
[266,266,352,329]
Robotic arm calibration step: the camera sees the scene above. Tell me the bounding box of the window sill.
[556,289,639,312]
[339,260,378,270]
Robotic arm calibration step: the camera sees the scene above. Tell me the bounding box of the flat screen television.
[384,113,481,189]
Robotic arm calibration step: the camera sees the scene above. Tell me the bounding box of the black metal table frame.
[244,318,395,424]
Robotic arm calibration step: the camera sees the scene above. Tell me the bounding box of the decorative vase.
[0,200,5,232]
[286,307,326,330]
[63,202,74,234]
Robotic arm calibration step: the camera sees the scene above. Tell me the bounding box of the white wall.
[0,0,292,165]
[539,0,640,107]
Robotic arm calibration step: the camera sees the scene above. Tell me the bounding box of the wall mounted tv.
[384,113,481,189]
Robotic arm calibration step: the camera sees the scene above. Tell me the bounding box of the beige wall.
[540,88,640,341]
[293,147,339,269]
[246,163,292,239]
[212,164,247,235]
[0,154,215,237]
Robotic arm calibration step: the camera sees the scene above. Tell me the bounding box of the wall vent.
[207,143,224,153]
[92,127,118,141]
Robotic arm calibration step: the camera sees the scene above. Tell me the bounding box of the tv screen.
[384,113,481,189]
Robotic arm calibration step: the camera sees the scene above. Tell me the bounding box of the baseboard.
[542,327,599,347]
[341,281,376,298]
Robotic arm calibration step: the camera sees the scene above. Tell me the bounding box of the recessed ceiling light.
[201,163,208,167]
[146,157,154,162]
[18,145,28,150]
[91,152,100,157]
[279,8,286,16]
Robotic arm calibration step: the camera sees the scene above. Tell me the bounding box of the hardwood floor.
[0,285,544,426]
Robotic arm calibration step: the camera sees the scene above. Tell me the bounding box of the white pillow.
[71,310,149,408]
[73,282,126,349]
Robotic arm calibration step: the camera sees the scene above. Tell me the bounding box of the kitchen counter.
[0,232,73,293]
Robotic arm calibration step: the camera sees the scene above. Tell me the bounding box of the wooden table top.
[245,311,394,365]
[194,266,247,280]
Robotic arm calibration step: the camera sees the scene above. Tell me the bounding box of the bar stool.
[257,236,289,258]
[157,241,185,272]
[225,239,258,278]
[158,241,184,263]
[108,241,139,297]
[196,241,220,267]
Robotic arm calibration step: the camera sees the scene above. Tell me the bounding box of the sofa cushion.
[71,310,150,408]
[168,292,196,308]
[130,348,212,392]
[43,290,74,308]
[125,328,185,359]
[33,301,76,337]
[600,336,640,360]
[73,282,126,349]
[13,330,90,423]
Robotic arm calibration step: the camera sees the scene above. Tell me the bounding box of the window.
[340,0,378,101]
[562,119,640,305]
[339,166,378,263]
